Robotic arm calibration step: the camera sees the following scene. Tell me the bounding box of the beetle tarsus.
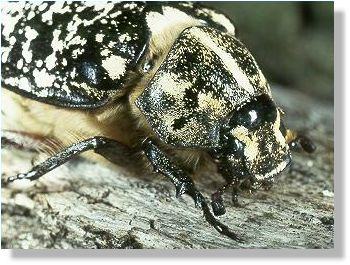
[200,197,244,242]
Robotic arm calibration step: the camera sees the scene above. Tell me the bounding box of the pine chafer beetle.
[1,2,315,240]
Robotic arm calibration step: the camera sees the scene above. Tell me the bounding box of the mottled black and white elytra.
[1,2,315,241]
[1,1,234,107]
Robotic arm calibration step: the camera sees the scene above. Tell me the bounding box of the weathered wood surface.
[1,85,334,249]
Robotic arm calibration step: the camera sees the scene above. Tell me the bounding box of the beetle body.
[1,2,314,239]
[2,1,238,163]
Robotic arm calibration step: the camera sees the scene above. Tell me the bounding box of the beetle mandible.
[1,2,315,240]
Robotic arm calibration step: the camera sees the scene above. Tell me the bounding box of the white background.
[0,0,348,264]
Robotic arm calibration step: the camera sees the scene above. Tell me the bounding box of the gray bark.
[1,85,334,249]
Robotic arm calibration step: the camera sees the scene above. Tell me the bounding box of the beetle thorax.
[136,26,271,148]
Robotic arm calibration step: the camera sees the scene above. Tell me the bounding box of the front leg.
[142,138,202,207]
[142,138,242,241]
[212,155,249,214]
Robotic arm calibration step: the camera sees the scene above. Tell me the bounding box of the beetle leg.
[286,129,316,153]
[142,138,202,207]
[214,157,249,210]
[211,185,229,216]
[2,136,132,185]
[142,138,243,242]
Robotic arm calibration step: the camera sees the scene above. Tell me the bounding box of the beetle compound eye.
[230,94,277,129]
[236,109,262,129]
[264,105,278,123]
[230,106,262,129]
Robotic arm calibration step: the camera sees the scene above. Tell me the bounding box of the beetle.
[1,2,315,240]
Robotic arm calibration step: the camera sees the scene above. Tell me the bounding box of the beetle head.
[218,94,291,183]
